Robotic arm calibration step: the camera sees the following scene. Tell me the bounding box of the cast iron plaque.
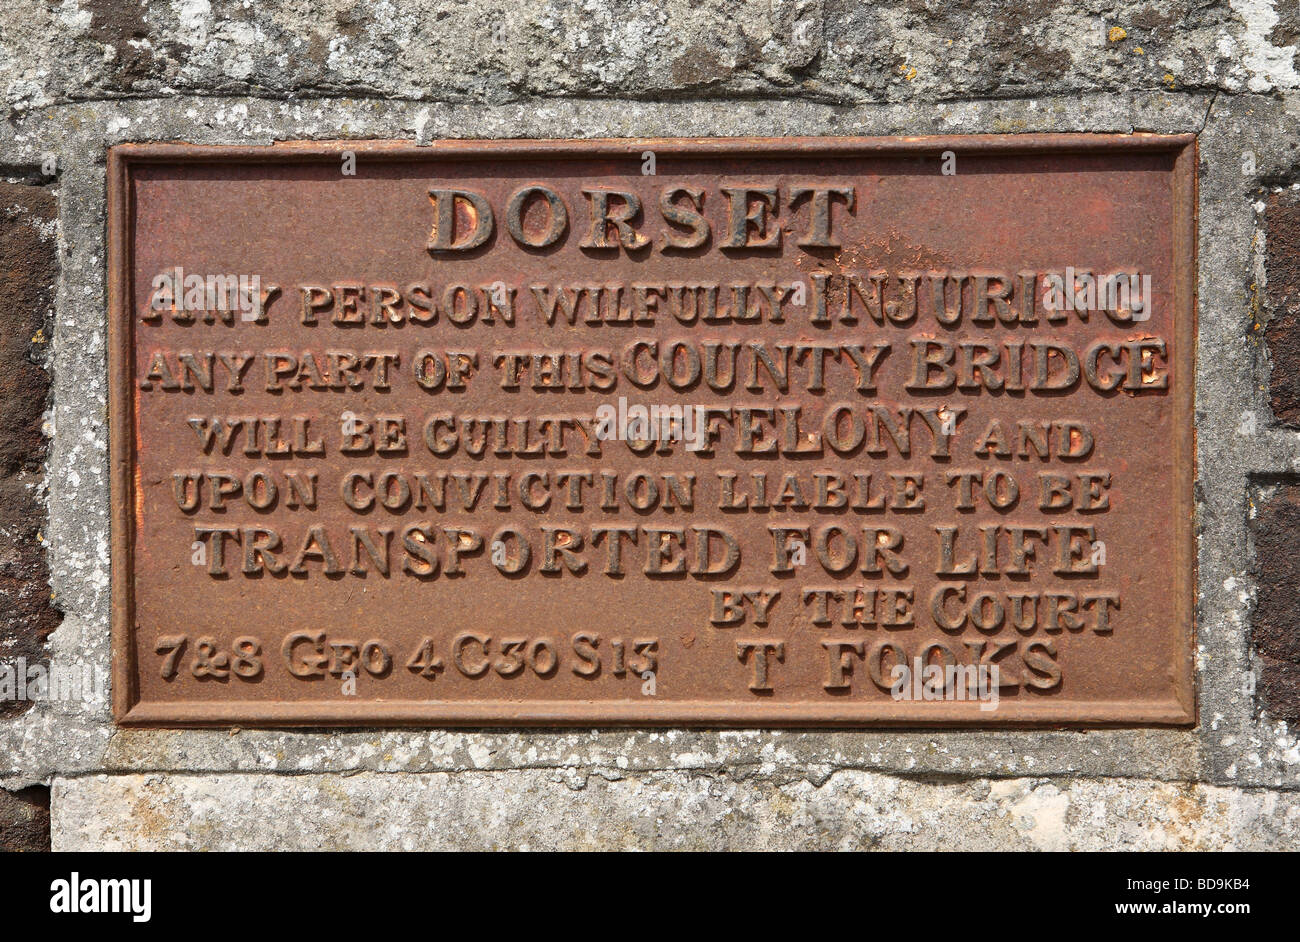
[109,136,1196,726]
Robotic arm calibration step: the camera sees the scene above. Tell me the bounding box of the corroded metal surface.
[108,136,1196,726]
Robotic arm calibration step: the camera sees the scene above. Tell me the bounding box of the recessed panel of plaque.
[109,136,1196,726]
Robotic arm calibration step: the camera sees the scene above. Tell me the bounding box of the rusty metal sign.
[108,136,1196,727]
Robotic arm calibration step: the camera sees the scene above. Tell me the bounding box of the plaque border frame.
[107,135,1197,728]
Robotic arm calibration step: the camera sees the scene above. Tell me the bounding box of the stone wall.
[2,0,1300,850]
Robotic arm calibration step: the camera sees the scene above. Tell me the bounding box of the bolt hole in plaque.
[108,136,1195,727]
